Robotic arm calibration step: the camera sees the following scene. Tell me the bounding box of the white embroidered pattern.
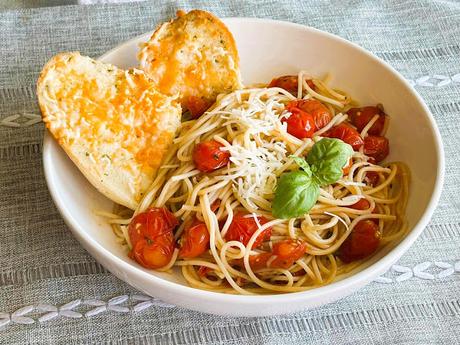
[373,261,460,284]
[0,261,458,328]
[0,295,173,328]
[406,73,460,87]
[0,113,42,128]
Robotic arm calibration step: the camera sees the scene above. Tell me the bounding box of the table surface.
[0,1,459,344]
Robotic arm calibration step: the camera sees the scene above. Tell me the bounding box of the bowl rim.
[43,17,445,306]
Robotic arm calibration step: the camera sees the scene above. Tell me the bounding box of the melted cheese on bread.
[38,52,181,209]
[138,10,242,114]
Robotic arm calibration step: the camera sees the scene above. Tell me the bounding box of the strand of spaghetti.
[288,218,297,239]
[311,256,323,284]
[107,218,131,225]
[181,266,228,291]
[171,169,201,182]
[360,114,380,138]
[303,78,345,108]
[314,113,348,137]
[200,275,224,287]
[301,216,339,232]
[200,194,249,294]
[312,79,347,101]
[355,165,392,182]
[156,248,179,272]
[219,242,252,281]
[364,164,398,195]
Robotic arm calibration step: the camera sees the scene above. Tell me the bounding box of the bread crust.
[138,10,242,114]
[38,52,181,210]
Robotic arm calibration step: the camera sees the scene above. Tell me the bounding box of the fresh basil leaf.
[306,138,353,186]
[289,155,311,177]
[272,171,320,219]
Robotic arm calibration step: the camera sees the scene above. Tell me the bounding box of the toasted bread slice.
[38,52,181,210]
[138,10,242,117]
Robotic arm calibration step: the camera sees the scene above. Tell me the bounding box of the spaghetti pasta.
[109,71,410,294]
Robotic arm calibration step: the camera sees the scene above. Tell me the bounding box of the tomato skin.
[282,107,316,139]
[197,265,211,277]
[324,124,364,151]
[270,240,307,268]
[179,220,210,259]
[268,75,315,95]
[349,198,370,210]
[185,96,212,119]
[348,106,386,135]
[287,99,332,129]
[338,220,380,263]
[225,213,272,248]
[363,135,389,163]
[365,171,380,186]
[193,140,230,173]
[349,199,379,224]
[244,239,307,270]
[128,208,178,269]
[246,252,272,270]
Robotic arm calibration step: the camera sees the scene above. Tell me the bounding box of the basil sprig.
[272,138,353,219]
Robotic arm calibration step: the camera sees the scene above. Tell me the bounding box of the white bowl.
[43,18,444,316]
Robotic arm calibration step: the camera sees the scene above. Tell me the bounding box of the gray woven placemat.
[0,1,459,344]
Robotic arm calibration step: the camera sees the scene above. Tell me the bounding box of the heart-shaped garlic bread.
[37,52,181,209]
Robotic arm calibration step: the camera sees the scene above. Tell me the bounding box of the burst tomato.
[324,124,364,151]
[363,135,389,163]
[270,240,307,268]
[282,108,316,139]
[348,106,386,135]
[225,213,272,248]
[128,207,178,269]
[179,220,210,259]
[349,198,370,210]
[193,140,230,173]
[268,75,315,95]
[287,99,332,129]
[338,220,380,263]
[243,239,307,270]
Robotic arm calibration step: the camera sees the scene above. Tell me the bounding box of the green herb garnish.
[272,138,353,219]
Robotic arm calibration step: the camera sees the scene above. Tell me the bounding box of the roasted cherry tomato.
[225,213,272,248]
[349,198,370,210]
[270,240,307,268]
[128,207,178,269]
[179,220,210,259]
[338,220,380,263]
[185,96,212,119]
[365,171,380,186]
[268,75,315,95]
[243,239,307,270]
[348,106,386,135]
[287,99,332,129]
[324,124,364,151]
[193,140,230,172]
[363,135,389,163]
[282,108,316,139]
